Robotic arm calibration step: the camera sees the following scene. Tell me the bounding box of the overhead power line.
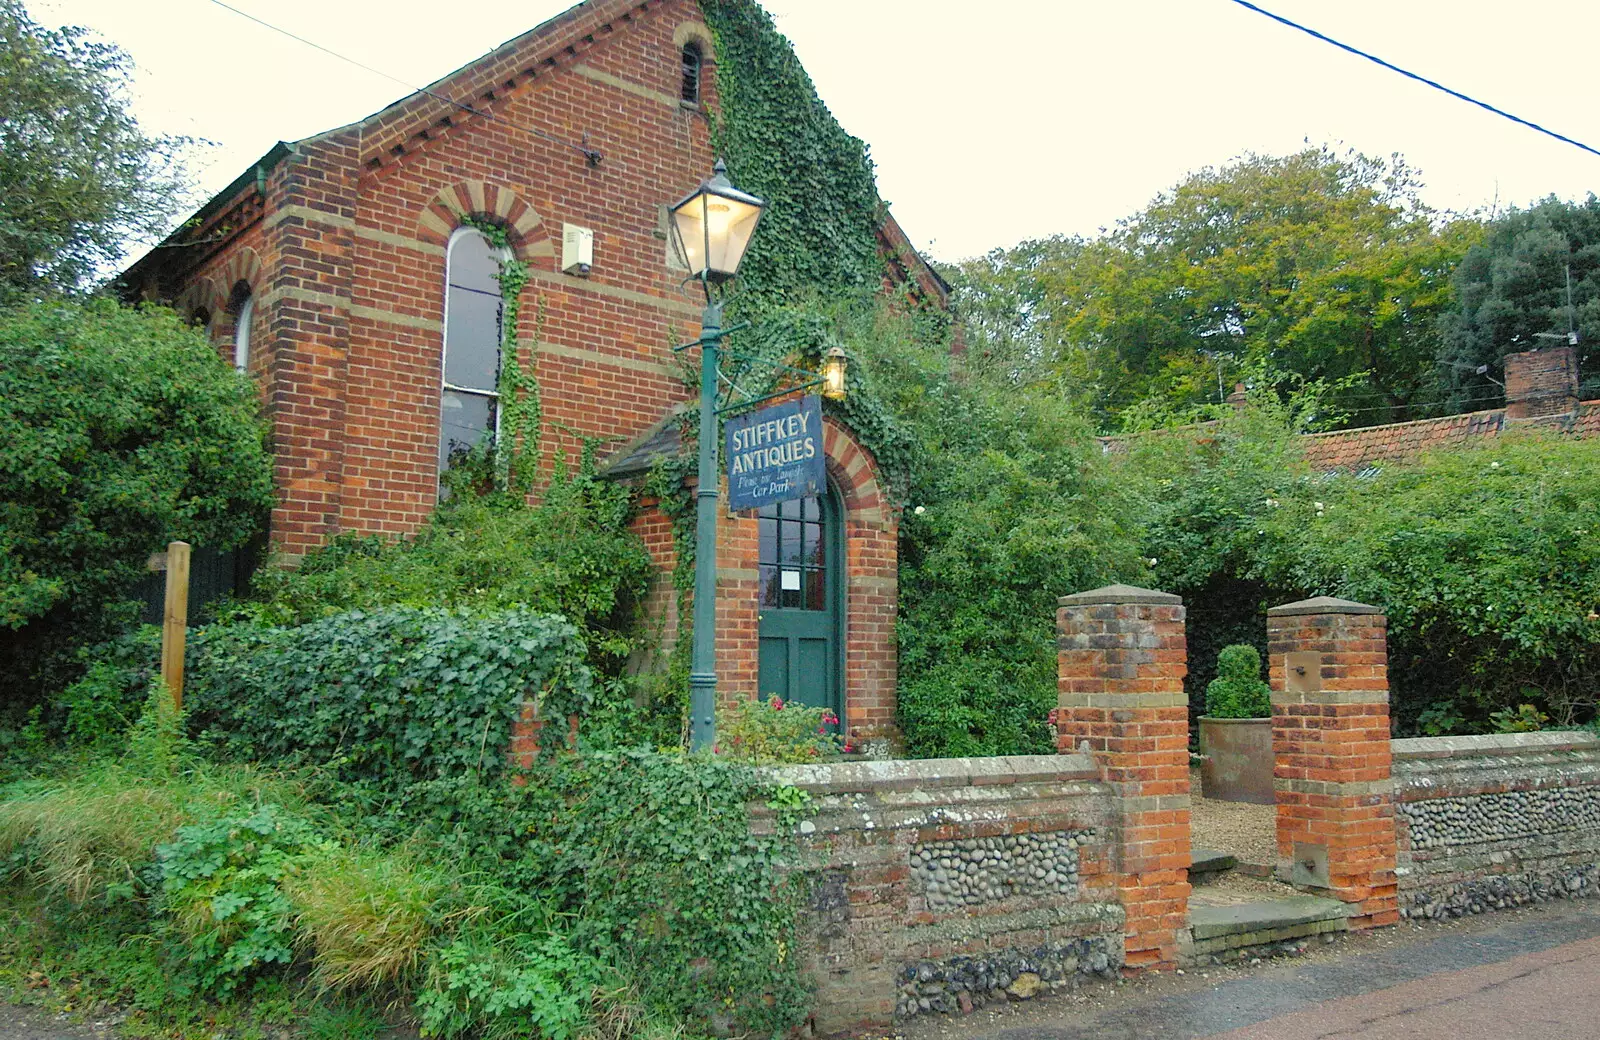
[1225,0,1600,159]
[204,0,602,165]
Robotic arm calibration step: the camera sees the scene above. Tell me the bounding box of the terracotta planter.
[1199,716,1274,804]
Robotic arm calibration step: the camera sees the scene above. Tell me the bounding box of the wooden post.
[159,541,191,712]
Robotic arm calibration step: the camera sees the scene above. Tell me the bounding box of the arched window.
[681,42,702,104]
[440,226,505,474]
[233,293,254,371]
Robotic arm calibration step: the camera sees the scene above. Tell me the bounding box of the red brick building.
[119,0,939,742]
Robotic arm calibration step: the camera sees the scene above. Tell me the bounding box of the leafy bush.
[246,471,651,665]
[0,298,273,709]
[188,606,593,805]
[416,930,602,1040]
[157,804,332,995]
[1265,433,1600,730]
[716,696,840,764]
[1204,645,1271,719]
[873,326,1140,758]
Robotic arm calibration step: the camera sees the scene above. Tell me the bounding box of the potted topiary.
[1199,644,1274,804]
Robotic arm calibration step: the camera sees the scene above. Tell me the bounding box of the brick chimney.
[1226,382,1248,414]
[1504,346,1580,420]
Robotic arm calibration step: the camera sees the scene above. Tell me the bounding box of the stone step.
[1186,896,1350,962]
[1190,848,1239,880]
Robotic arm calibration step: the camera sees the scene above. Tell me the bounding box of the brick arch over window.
[174,277,225,327]
[415,180,546,252]
[672,20,714,60]
[215,246,263,298]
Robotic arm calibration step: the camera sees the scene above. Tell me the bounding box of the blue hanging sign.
[725,396,825,512]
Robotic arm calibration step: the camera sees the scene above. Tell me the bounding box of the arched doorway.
[756,482,844,717]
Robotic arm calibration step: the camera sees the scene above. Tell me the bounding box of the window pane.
[783,521,807,565]
[440,391,495,471]
[802,522,821,566]
[759,516,777,566]
[449,230,501,293]
[759,565,780,607]
[778,498,797,520]
[445,287,501,390]
[804,569,824,611]
[801,496,817,522]
[780,570,801,609]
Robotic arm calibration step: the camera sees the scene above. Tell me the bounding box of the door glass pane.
[802,523,821,566]
[759,565,780,607]
[759,515,777,564]
[440,391,495,471]
[804,569,824,611]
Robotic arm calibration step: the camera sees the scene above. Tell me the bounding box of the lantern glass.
[670,160,764,284]
[822,346,848,400]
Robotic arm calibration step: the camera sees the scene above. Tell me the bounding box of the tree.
[0,298,274,706]
[0,2,192,297]
[1438,194,1600,409]
[952,148,1481,431]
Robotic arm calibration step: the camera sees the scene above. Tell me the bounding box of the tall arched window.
[681,42,702,104]
[233,294,254,371]
[440,227,505,474]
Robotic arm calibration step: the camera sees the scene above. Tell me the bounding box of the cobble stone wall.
[760,756,1124,1034]
[1393,732,1600,919]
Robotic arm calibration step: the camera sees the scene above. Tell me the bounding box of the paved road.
[912,900,1600,1040]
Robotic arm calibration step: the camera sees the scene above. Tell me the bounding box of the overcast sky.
[25,0,1600,264]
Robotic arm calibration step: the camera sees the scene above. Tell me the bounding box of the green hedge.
[188,606,592,802]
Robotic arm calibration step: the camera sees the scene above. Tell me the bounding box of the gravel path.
[1189,770,1277,868]
[0,1004,113,1040]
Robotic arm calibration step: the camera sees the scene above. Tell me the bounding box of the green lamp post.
[669,160,766,753]
[668,161,854,752]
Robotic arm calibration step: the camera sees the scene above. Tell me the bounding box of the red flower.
[772,698,784,710]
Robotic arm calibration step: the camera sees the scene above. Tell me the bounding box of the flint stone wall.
[758,755,1124,1034]
[1393,731,1600,919]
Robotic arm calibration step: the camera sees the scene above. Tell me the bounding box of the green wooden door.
[757,488,842,717]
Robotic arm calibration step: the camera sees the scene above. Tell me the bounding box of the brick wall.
[1393,731,1600,919]
[1505,345,1581,420]
[1055,584,1192,971]
[764,756,1123,1033]
[1266,597,1398,929]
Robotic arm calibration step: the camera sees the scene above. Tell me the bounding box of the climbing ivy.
[697,0,886,311]
[462,216,542,500]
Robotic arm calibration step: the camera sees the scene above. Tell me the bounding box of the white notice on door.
[780,569,801,591]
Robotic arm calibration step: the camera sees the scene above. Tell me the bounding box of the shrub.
[1265,433,1600,729]
[245,470,651,665]
[1204,644,1271,719]
[157,803,332,996]
[188,605,593,807]
[716,696,841,764]
[0,298,273,709]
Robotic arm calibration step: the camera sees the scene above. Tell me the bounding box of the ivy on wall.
[697,0,886,311]
[461,216,542,500]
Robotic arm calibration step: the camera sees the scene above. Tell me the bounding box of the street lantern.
[822,345,849,400]
[670,159,764,286]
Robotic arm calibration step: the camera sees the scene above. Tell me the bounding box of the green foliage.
[188,605,593,805]
[1204,644,1270,719]
[0,1,193,297]
[890,337,1141,757]
[1265,433,1600,730]
[156,804,332,996]
[1439,193,1600,405]
[698,0,885,311]
[246,469,650,664]
[0,297,273,708]
[521,749,809,1034]
[716,695,840,764]
[948,147,1481,431]
[416,930,601,1040]
[1490,703,1550,734]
